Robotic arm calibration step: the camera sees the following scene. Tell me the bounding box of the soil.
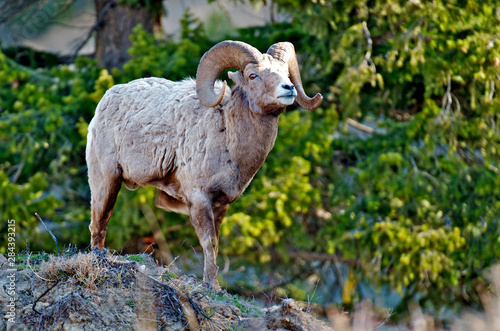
[0,251,334,330]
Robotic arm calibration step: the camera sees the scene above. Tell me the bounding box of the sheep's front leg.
[213,204,229,252]
[188,192,220,288]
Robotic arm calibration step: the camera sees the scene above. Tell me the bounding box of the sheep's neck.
[224,91,281,191]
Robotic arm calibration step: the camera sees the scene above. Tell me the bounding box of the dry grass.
[35,251,114,289]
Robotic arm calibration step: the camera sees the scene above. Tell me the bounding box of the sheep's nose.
[282,84,295,91]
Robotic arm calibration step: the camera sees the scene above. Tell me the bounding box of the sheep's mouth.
[277,94,297,104]
[278,94,296,106]
[278,92,297,98]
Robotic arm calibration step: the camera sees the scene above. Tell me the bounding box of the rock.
[0,254,8,267]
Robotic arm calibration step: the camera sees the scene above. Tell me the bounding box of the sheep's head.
[196,41,323,113]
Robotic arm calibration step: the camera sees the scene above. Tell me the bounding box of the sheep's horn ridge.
[266,42,323,111]
[196,41,262,108]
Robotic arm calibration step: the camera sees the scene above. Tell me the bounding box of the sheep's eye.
[249,73,258,80]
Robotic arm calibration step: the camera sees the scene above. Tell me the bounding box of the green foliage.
[0,52,104,252]
[221,106,339,262]
[210,291,263,317]
[2,45,61,68]
[263,0,500,314]
[117,10,209,82]
[124,254,144,262]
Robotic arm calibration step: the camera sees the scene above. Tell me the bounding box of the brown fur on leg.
[89,170,122,249]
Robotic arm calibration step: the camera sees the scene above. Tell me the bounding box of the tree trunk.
[94,0,156,71]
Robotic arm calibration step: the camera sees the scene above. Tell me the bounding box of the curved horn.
[267,42,323,110]
[196,41,262,107]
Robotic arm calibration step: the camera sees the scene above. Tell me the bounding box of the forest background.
[1,0,499,325]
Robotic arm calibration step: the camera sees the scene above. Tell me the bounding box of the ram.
[86,40,322,287]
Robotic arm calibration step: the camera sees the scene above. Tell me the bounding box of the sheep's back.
[88,77,230,187]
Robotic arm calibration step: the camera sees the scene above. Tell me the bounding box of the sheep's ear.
[228,71,244,85]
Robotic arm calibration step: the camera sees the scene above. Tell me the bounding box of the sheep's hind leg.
[89,170,122,249]
[213,204,229,257]
[188,191,220,289]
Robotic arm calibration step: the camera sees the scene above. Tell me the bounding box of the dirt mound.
[0,251,333,330]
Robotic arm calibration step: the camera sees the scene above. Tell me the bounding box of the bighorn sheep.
[86,40,322,287]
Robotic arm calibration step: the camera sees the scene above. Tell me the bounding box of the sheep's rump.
[86,78,230,190]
